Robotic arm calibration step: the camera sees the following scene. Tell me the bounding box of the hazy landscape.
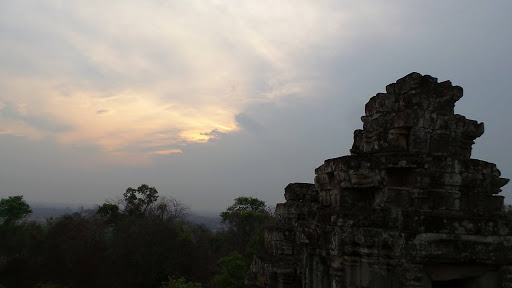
[27,203,223,230]
[1,187,271,287]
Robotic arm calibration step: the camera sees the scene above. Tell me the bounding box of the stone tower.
[248,73,512,288]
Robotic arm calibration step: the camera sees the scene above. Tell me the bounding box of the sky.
[0,1,511,213]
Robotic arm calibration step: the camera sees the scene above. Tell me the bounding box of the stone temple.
[248,73,512,288]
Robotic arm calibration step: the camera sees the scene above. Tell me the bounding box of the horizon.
[27,200,223,216]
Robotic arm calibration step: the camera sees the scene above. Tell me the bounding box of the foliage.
[214,252,248,288]
[96,202,120,225]
[123,184,159,216]
[221,196,267,215]
[96,203,120,218]
[41,213,107,287]
[150,196,189,222]
[220,196,272,254]
[0,195,32,226]
[0,219,46,287]
[0,192,273,288]
[36,282,70,288]
[216,197,274,286]
[161,277,201,288]
[220,197,269,233]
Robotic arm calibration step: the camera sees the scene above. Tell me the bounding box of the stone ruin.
[247,73,512,288]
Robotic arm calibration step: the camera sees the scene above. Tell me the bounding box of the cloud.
[0,0,404,163]
[235,113,262,133]
[0,102,71,133]
[200,129,229,140]
[151,149,183,156]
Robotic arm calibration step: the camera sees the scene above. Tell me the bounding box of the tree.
[220,197,268,230]
[97,203,120,217]
[214,252,248,288]
[0,195,32,226]
[220,197,271,253]
[161,277,201,288]
[123,184,159,216]
[41,214,107,288]
[96,203,120,224]
[221,197,267,215]
[36,282,69,288]
[151,196,189,222]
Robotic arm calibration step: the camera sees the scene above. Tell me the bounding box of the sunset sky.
[1,1,511,212]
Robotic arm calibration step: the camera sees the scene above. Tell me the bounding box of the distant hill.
[187,212,223,231]
[27,204,223,230]
[28,205,77,222]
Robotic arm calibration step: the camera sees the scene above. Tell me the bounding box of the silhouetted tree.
[40,213,107,288]
[216,197,274,286]
[123,184,159,216]
[0,195,32,226]
[0,190,260,288]
[161,277,201,288]
[150,196,189,222]
[220,196,271,253]
[96,202,121,225]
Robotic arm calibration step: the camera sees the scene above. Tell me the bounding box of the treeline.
[0,185,274,288]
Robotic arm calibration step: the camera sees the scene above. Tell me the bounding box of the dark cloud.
[200,129,228,140]
[235,113,262,133]
[0,102,71,133]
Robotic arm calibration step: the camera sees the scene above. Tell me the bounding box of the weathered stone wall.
[248,73,512,288]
